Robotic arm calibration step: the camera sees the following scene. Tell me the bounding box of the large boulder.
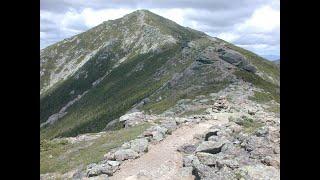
[86,163,116,177]
[119,112,146,128]
[114,149,139,161]
[196,152,220,166]
[235,164,280,180]
[196,141,225,154]
[219,50,257,72]
[160,120,177,133]
[219,51,246,65]
[143,125,168,142]
[130,138,149,153]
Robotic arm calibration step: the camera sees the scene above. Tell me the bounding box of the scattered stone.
[119,111,146,128]
[247,108,256,115]
[130,138,149,153]
[216,159,239,170]
[121,142,131,149]
[104,151,115,160]
[255,126,269,137]
[179,167,193,177]
[196,152,219,166]
[107,161,120,167]
[86,163,114,177]
[143,125,168,142]
[114,149,139,161]
[160,120,177,133]
[178,144,197,154]
[235,165,280,180]
[196,141,225,154]
[261,156,280,168]
[183,155,199,167]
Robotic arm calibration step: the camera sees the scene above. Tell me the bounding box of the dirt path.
[110,113,231,180]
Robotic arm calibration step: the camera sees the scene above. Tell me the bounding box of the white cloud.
[216,32,240,42]
[237,5,280,33]
[81,8,135,27]
[40,0,280,60]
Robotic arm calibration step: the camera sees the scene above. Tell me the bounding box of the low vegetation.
[249,91,274,103]
[40,123,150,174]
[234,70,280,103]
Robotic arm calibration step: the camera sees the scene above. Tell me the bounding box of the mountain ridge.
[40,9,279,139]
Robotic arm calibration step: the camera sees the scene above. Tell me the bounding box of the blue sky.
[40,0,280,60]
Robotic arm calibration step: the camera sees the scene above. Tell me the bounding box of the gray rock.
[273,146,280,154]
[130,138,149,153]
[178,144,197,154]
[227,122,242,134]
[261,156,280,168]
[152,131,164,141]
[192,163,217,180]
[143,125,168,142]
[160,120,177,133]
[86,163,115,177]
[235,164,280,180]
[104,151,115,160]
[179,167,194,177]
[183,155,199,167]
[219,51,245,65]
[114,149,139,161]
[107,161,120,167]
[216,159,239,170]
[255,126,269,137]
[119,112,146,128]
[121,142,131,149]
[196,152,219,166]
[196,141,225,154]
[243,64,257,73]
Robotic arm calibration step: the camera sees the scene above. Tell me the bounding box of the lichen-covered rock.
[196,152,219,166]
[255,126,269,137]
[143,125,168,142]
[235,165,280,180]
[183,155,199,167]
[104,151,116,160]
[160,120,177,133]
[130,138,149,153]
[114,149,139,161]
[119,112,146,128]
[86,163,115,177]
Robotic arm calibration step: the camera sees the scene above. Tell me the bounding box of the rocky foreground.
[40,81,279,180]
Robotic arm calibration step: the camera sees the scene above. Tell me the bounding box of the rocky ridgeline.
[76,112,206,179]
[42,82,279,180]
[79,88,236,179]
[178,108,280,179]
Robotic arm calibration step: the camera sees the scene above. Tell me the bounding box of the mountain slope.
[40,10,279,140]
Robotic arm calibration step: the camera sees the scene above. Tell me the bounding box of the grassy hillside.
[41,44,180,139]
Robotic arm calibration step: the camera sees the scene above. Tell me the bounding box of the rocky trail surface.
[41,82,280,180]
[110,114,230,180]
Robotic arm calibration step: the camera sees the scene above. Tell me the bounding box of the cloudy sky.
[40,0,280,60]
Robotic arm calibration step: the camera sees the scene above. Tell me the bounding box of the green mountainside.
[40,10,279,140]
